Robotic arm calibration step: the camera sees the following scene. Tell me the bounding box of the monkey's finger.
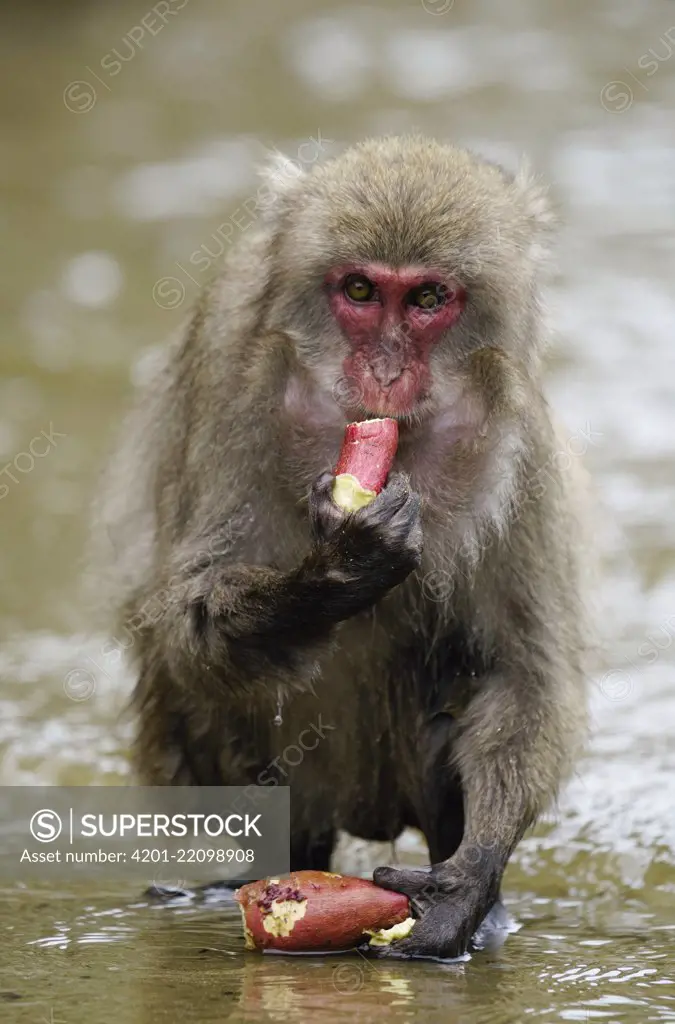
[373,865,434,900]
[309,470,345,540]
[313,470,335,490]
[363,472,410,518]
[389,491,422,538]
[360,937,458,961]
[382,471,411,494]
[355,939,413,960]
[309,470,337,508]
[357,929,450,960]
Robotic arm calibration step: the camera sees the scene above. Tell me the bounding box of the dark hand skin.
[308,470,423,613]
[360,853,504,960]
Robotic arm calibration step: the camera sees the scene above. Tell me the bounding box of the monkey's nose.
[369,360,403,387]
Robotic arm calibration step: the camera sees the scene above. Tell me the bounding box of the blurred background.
[1,0,674,1021]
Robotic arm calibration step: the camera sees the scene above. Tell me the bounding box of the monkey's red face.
[325,263,465,417]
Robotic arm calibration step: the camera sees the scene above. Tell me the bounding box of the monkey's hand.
[358,862,498,961]
[309,470,422,601]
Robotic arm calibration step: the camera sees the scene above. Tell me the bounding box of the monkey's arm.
[151,472,421,693]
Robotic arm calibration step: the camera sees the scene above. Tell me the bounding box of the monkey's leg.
[414,711,465,863]
[411,711,513,952]
[366,668,577,960]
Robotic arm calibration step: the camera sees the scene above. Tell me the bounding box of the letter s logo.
[30,809,63,843]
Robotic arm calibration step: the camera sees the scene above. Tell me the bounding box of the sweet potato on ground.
[236,871,414,952]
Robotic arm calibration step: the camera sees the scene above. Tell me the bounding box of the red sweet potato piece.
[332,418,399,511]
[235,870,413,952]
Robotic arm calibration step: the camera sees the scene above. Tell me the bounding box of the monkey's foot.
[357,864,516,961]
[357,897,514,962]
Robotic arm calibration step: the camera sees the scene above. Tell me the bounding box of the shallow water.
[1,0,675,1021]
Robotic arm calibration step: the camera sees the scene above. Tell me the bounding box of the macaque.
[101,136,588,959]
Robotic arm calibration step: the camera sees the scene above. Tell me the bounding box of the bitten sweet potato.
[332,418,399,512]
[236,871,414,953]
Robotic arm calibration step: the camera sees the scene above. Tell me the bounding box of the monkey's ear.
[512,159,557,260]
[256,150,306,221]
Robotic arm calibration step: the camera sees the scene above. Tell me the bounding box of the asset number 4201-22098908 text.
[131,848,255,864]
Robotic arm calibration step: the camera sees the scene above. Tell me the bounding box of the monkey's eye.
[408,283,446,310]
[344,274,375,303]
